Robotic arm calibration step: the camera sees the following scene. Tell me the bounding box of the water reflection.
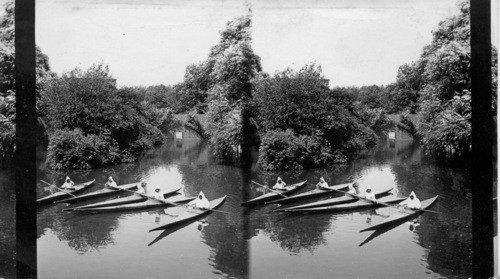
[36,139,473,278]
[0,169,15,279]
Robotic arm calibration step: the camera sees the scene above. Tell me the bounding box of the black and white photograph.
[0,0,498,278]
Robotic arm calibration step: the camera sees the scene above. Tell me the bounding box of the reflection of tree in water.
[37,206,119,254]
[0,169,15,278]
[201,212,249,279]
[390,159,472,277]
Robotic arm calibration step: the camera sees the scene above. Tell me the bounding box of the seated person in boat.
[105,176,118,188]
[347,182,360,195]
[61,176,75,190]
[272,177,287,190]
[152,187,164,201]
[364,185,377,201]
[136,181,147,195]
[398,191,421,209]
[188,191,210,209]
[316,177,330,190]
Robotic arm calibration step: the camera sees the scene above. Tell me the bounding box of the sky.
[8,0,499,87]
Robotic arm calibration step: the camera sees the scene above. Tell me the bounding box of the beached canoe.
[360,196,439,232]
[266,182,352,205]
[56,182,139,204]
[63,187,182,211]
[241,181,307,206]
[285,196,407,213]
[275,187,393,212]
[149,195,227,232]
[74,194,195,213]
[37,180,95,206]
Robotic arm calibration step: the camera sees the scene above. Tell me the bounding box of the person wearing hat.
[188,191,210,209]
[364,185,377,202]
[136,181,148,195]
[105,176,117,189]
[152,187,164,201]
[316,177,330,190]
[399,191,421,209]
[61,176,75,190]
[347,182,360,195]
[272,177,287,190]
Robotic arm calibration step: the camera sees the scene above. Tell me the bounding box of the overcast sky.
[12,0,499,87]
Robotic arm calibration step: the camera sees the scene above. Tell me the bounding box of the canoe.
[266,182,352,205]
[285,196,408,213]
[149,196,227,232]
[241,181,307,206]
[74,194,195,213]
[63,187,182,211]
[360,196,439,232]
[37,180,95,206]
[275,187,393,212]
[56,182,139,204]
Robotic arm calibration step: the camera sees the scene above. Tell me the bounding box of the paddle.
[40,180,77,197]
[251,180,288,199]
[96,182,228,214]
[327,187,441,214]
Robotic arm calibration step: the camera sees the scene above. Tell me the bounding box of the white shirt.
[106,180,117,188]
[400,197,422,209]
[364,192,376,201]
[152,192,164,201]
[272,181,287,190]
[136,185,146,195]
[61,181,74,189]
[347,187,358,195]
[189,197,210,209]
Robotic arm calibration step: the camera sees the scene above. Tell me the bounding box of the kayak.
[63,187,182,211]
[285,196,408,213]
[74,194,195,213]
[56,182,139,204]
[37,180,95,206]
[149,196,227,232]
[241,181,307,206]
[360,196,439,232]
[266,182,352,205]
[275,187,393,212]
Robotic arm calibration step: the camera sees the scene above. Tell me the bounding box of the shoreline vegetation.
[0,0,496,170]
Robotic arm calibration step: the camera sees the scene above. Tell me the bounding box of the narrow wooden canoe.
[275,187,393,212]
[241,181,307,206]
[149,196,227,232]
[285,196,407,213]
[266,182,352,205]
[360,196,439,232]
[37,180,95,206]
[63,187,182,211]
[56,182,139,204]
[74,194,195,213]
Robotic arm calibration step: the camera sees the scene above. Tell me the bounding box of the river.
[35,138,475,278]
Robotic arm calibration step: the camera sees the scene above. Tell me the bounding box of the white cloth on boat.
[61,176,75,189]
[188,191,210,209]
[106,176,117,188]
[316,177,329,190]
[272,177,287,190]
[399,191,421,209]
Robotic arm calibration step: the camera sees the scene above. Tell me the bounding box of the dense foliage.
[0,1,53,167]
[39,64,173,169]
[254,64,381,170]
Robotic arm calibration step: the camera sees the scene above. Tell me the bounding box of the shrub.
[46,129,120,169]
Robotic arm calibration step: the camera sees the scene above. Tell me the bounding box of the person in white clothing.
[316,177,330,190]
[399,191,421,209]
[61,176,75,189]
[105,176,117,189]
[364,185,377,202]
[347,182,360,195]
[152,187,164,201]
[188,191,210,210]
[272,177,287,190]
[136,181,147,195]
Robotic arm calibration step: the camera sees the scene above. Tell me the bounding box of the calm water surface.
[37,139,474,278]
